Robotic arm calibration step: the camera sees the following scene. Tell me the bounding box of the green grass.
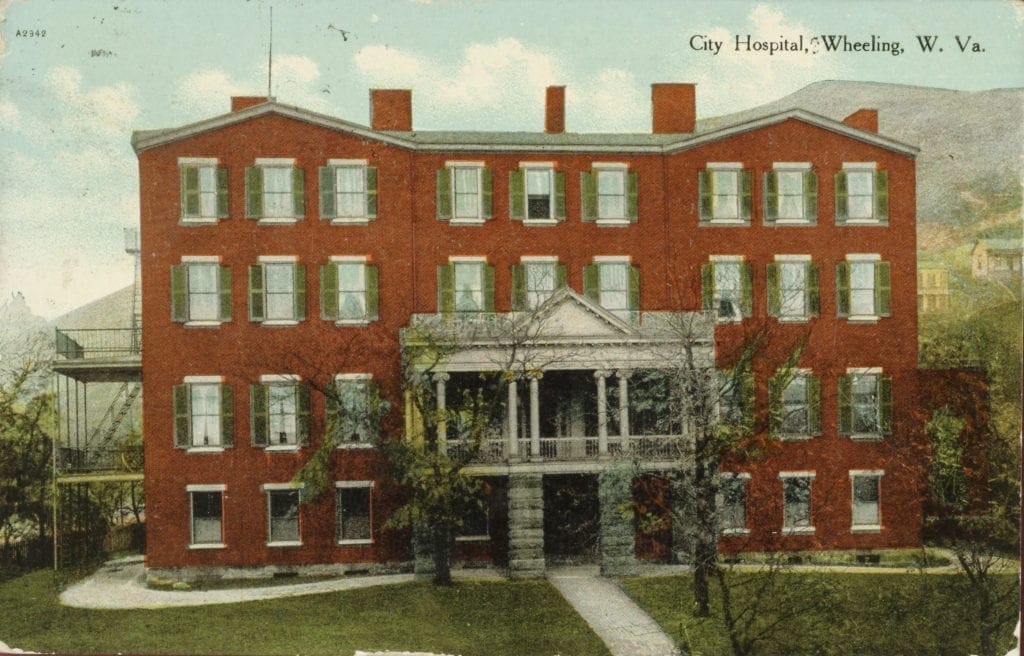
[1,569,610,656]
[621,571,1020,656]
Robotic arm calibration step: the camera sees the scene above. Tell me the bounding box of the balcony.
[56,446,144,482]
[53,328,141,383]
[448,434,682,467]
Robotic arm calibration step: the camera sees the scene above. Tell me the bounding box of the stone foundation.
[146,560,412,585]
[506,473,545,579]
[598,465,638,576]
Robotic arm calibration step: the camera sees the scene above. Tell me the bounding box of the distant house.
[971,239,1022,280]
[917,263,950,313]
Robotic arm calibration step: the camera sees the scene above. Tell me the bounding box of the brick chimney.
[651,83,696,134]
[842,109,878,133]
[370,89,413,131]
[545,86,565,133]
[231,96,271,112]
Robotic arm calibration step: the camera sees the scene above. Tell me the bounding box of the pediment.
[529,287,637,339]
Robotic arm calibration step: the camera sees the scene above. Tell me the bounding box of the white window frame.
[846,253,881,322]
[257,255,300,326]
[333,374,375,450]
[707,162,744,224]
[447,161,486,226]
[842,162,878,224]
[772,162,812,224]
[719,473,751,536]
[521,256,558,310]
[775,254,812,322]
[847,367,884,439]
[450,256,486,314]
[521,162,557,224]
[710,255,744,323]
[593,255,631,322]
[328,158,371,225]
[255,157,299,224]
[179,157,220,224]
[261,374,302,451]
[187,484,226,549]
[779,471,816,535]
[329,256,371,326]
[262,483,303,547]
[593,162,628,224]
[181,255,223,328]
[779,368,813,439]
[335,481,375,545]
[850,470,884,533]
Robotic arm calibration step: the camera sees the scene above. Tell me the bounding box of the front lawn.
[621,571,1019,656]
[1,569,610,656]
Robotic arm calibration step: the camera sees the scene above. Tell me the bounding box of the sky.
[0,0,1022,319]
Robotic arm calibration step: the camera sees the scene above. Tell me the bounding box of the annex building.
[129,83,925,581]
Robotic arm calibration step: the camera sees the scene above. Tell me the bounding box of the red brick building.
[132,83,922,580]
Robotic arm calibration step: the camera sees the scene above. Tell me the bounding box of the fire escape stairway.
[84,381,142,470]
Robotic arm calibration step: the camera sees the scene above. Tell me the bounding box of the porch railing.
[55,328,141,360]
[57,446,144,474]
[448,434,682,464]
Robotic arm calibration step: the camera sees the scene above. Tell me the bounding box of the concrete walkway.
[547,566,680,656]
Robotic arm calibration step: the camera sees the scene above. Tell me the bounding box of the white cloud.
[570,68,647,132]
[176,55,328,118]
[47,65,139,135]
[370,13,379,24]
[176,69,249,115]
[354,45,426,86]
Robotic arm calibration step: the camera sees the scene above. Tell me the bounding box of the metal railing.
[57,446,143,474]
[449,434,682,464]
[55,328,141,359]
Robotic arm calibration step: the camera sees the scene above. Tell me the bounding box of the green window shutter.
[319,166,336,220]
[766,263,781,317]
[250,384,269,446]
[248,264,265,321]
[875,261,891,317]
[511,264,527,311]
[365,265,379,320]
[700,263,715,313]
[216,167,229,218]
[297,383,311,446]
[173,384,190,447]
[482,264,495,312]
[325,381,340,441]
[698,169,713,221]
[555,264,568,289]
[764,171,778,224]
[292,167,305,218]
[320,264,339,321]
[767,374,781,434]
[874,170,888,222]
[740,262,753,317]
[628,265,641,319]
[834,171,848,224]
[627,171,639,222]
[218,266,232,321]
[807,375,821,435]
[740,170,752,221]
[740,371,755,434]
[583,264,600,301]
[509,170,525,220]
[835,262,851,317]
[220,384,234,447]
[181,166,200,217]
[807,263,820,317]
[804,170,818,222]
[580,172,597,221]
[481,169,493,219]
[170,264,187,322]
[837,375,853,435]
[245,166,263,218]
[437,264,455,314]
[366,167,378,219]
[554,171,567,220]
[436,169,452,220]
[879,376,893,435]
[293,264,306,321]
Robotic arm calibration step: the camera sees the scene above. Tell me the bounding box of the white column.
[617,369,632,442]
[507,377,519,458]
[529,372,542,459]
[595,370,609,456]
[434,372,449,453]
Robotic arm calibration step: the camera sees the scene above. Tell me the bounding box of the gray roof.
[977,238,1023,251]
[131,101,918,156]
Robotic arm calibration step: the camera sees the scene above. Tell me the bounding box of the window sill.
[334,319,372,327]
[522,218,559,226]
[257,217,300,225]
[782,526,816,535]
[847,315,880,324]
[842,218,884,226]
[851,525,881,534]
[266,541,302,548]
[330,217,373,226]
[721,528,750,536]
[849,434,884,442]
[715,317,744,324]
[777,316,811,324]
[703,218,749,226]
[778,434,812,442]
[336,442,375,450]
[189,543,226,550]
[180,217,219,226]
[337,539,373,546]
[265,444,301,452]
[261,319,300,327]
[772,218,813,226]
[455,535,490,543]
[449,218,486,226]
[184,320,223,328]
[187,447,225,454]
[596,218,630,227]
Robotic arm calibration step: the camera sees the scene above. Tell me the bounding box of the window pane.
[190,384,221,446]
[337,381,370,442]
[191,491,222,544]
[721,478,746,530]
[336,167,365,217]
[268,385,297,444]
[598,263,629,318]
[780,262,806,317]
[784,478,812,527]
[781,376,808,434]
[597,170,625,219]
[337,487,371,541]
[712,170,738,219]
[852,375,880,433]
[199,167,217,218]
[846,171,874,219]
[454,168,479,218]
[337,264,366,320]
[269,490,300,542]
[526,169,552,219]
[188,264,219,321]
[719,374,744,425]
[263,168,294,218]
[264,264,295,320]
[777,171,803,220]
[849,262,876,316]
[852,476,880,525]
[454,263,483,312]
[714,262,742,319]
[525,262,555,309]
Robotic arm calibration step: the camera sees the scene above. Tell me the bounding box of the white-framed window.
[454,167,481,219]
[837,256,890,320]
[321,258,379,324]
[319,160,377,224]
[719,474,749,535]
[263,166,295,218]
[703,257,751,322]
[851,471,883,532]
[585,257,639,323]
[190,384,222,445]
[768,257,818,321]
[597,169,626,220]
[582,164,638,224]
[336,166,366,217]
[251,377,309,449]
[335,481,373,544]
[249,258,305,324]
[836,163,888,224]
[510,164,565,223]
[171,258,231,325]
[764,164,816,224]
[846,170,874,220]
[776,170,804,219]
[338,264,367,320]
[330,374,375,445]
[839,369,892,438]
[264,263,296,320]
[438,258,494,316]
[246,159,304,222]
[782,375,809,435]
[524,259,557,310]
[188,484,225,548]
[851,373,881,434]
[718,371,747,428]
[850,260,875,316]
[770,370,820,438]
[179,158,226,222]
[269,384,298,445]
[454,261,484,313]
[437,162,491,224]
[173,377,232,450]
[527,168,553,219]
[780,472,815,534]
[264,484,302,546]
[699,164,751,224]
